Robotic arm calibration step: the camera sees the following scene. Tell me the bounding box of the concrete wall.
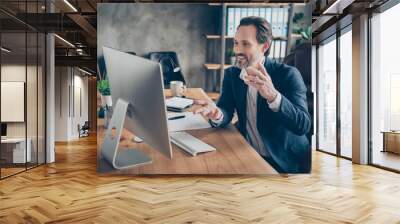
[98,3,220,88]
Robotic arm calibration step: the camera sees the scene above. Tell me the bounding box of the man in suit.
[194,16,311,173]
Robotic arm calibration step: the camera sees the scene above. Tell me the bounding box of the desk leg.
[382,133,386,152]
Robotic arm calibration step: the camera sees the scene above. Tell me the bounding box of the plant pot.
[98,107,105,118]
[101,95,112,107]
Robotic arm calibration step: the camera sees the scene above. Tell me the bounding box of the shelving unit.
[202,4,228,94]
[204,63,231,70]
[205,35,233,39]
[203,4,294,95]
[203,63,231,94]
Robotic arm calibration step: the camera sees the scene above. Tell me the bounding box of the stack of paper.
[167,112,211,132]
[165,97,193,112]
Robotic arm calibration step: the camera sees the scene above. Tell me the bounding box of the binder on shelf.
[271,8,278,37]
[277,8,284,37]
[248,8,255,17]
[224,6,290,60]
[266,8,272,25]
[281,41,287,58]
[234,8,241,36]
[240,8,247,20]
[269,41,275,59]
[227,7,235,36]
[283,8,289,37]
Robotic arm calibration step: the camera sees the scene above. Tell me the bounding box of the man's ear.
[262,42,270,54]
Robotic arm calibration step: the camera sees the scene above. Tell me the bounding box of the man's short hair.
[238,16,273,56]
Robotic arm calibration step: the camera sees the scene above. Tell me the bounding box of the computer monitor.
[101,46,172,169]
[1,123,7,137]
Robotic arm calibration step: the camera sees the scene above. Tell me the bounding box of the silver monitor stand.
[101,98,152,169]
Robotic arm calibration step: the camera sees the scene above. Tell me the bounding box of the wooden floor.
[1,167,26,178]
[1,163,45,178]
[1,134,400,223]
[372,150,400,171]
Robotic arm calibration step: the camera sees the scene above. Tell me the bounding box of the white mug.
[170,81,186,97]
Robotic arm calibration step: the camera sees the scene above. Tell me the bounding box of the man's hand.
[193,99,223,120]
[244,61,278,103]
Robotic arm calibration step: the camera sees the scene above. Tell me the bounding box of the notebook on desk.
[167,112,211,132]
[165,97,193,112]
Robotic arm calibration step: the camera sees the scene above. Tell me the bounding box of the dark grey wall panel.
[98,3,220,88]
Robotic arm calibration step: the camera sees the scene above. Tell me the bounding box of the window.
[339,29,352,158]
[317,37,337,154]
[370,2,400,171]
[0,1,47,179]
[316,25,353,159]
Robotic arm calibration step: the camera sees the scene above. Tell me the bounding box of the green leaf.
[226,48,235,57]
[97,80,110,95]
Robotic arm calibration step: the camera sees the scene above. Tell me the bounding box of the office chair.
[148,52,186,88]
[98,51,137,80]
[78,121,90,138]
[284,42,313,141]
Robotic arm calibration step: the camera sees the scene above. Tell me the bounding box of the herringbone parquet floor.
[1,134,400,223]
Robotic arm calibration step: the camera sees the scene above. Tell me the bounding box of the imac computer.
[101,46,172,169]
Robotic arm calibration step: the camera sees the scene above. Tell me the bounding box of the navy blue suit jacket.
[214,58,311,173]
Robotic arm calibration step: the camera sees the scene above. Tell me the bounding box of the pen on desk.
[168,115,186,120]
[182,96,198,100]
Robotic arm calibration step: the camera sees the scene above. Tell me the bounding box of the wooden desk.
[1,138,32,164]
[382,131,400,154]
[97,88,276,174]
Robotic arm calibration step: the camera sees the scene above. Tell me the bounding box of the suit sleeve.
[275,68,311,135]
[210,69,235,128]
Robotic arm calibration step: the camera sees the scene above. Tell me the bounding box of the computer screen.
[101,46,172,169]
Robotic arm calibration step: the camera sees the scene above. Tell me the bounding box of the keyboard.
[169,132,216,156]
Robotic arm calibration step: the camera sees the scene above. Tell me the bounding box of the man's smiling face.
[234,25,268,69]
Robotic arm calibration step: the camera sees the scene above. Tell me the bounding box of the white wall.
[1,65,26,141]
[1,63,46,164]
[54,67,89,141]
[1,65,37,137]
[72,73,89,138]
[54,67,69,141]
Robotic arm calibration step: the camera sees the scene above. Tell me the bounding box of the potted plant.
[291,12,312,51]
[300,26,312,41]
[226,48,236,65]
[97,79,112,107]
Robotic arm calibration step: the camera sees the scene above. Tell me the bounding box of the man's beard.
[234,53,262,69]
[235,55,252,69]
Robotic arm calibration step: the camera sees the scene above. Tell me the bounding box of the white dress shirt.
[210,65,282,157]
